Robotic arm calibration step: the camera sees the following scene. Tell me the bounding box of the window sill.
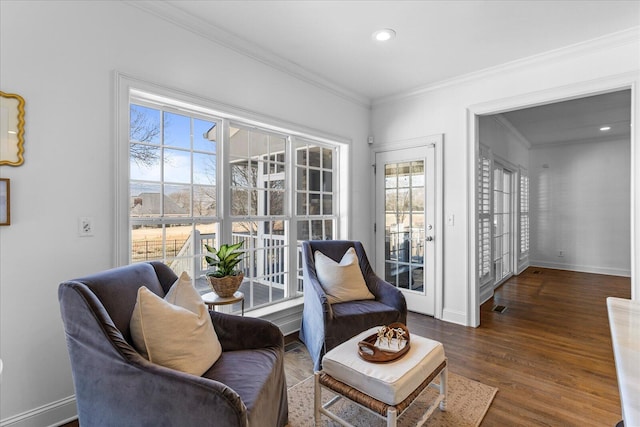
[246,296,304,318]
[245,296,305,336]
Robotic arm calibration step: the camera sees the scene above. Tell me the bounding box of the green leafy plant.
[204,241,245,278]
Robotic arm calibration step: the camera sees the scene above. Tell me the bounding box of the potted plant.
[204,241,245,297]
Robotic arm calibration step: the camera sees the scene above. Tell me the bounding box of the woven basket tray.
[357,322,410,363]
[207,273,244,298]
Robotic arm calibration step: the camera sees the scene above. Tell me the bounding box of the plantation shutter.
[519,168,530,257]
[478,146,493,285]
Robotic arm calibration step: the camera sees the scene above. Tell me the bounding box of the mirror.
[0,91,25,166]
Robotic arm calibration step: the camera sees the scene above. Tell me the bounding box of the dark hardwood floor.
[406,267,631,426]
[61,267,631,426]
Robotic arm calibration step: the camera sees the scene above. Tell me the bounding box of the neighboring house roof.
[131,192,189,216]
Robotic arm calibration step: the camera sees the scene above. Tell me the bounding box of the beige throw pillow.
[130,271,222,376]
[314,247,375,304]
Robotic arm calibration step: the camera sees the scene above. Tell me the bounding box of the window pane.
[130,144,160,181]
[322,195,333,215]
[322,171,332,191]
[309,147,321,167]
[324,219,333,240]
[164,184,190,216]
[309,170,321,191]
[231,188,249,216]
[193,185,216,217]
[164,112,191,149]
[297,167,307,191]
[269,190,285,215]
[322,148,333,169]
[193,152,216,185]
[194,119,217,152]
[297,147,307,166]
[311,220,323,239]
[131,224,164,262]
[297,192,307,215]
[297,220,309,240]
[164,149,191,183]
[130,104,160,144]
[130,183,161,217]
[229,126,249,161]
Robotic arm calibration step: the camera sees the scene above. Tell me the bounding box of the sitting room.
[1,1,639,426]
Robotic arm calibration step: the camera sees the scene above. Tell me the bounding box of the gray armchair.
[58,261,288,427]
[299,240,407,371]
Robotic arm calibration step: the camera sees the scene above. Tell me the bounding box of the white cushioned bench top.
[322,326,445,405]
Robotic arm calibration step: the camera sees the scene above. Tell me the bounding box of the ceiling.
[135,1,637,145]
[499,90,631,147]
[143,0,639,103]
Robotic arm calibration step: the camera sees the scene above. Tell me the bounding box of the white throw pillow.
[130,271,222,376]
[314,247,375,304]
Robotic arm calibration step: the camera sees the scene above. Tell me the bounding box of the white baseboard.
[529,260,631,277]
[0,396,77,427]
[441,308,468,326]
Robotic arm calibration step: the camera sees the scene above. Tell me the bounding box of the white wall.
[371,29,640,326]
[530,139,631,275]
[0,2,370,425]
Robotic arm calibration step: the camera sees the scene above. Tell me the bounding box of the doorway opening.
[471,87,633,325]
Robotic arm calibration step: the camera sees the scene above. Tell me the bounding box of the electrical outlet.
[558,250,564,257]
[79,217,94,237]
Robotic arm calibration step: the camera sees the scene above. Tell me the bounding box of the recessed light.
[372,28,396,42]
[600,126,611,131]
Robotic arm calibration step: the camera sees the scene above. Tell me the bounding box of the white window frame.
[115,73,350,313]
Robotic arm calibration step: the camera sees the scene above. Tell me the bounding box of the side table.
[202,291,245,316]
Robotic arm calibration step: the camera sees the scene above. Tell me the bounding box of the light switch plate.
[79,217,94,237]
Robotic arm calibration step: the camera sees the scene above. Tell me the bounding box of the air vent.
[492,305,507,313]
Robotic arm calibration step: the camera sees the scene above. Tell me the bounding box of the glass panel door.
[376,145,437,316]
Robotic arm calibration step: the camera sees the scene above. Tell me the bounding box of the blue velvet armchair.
[58,261,288,427]
[299,240,407,371]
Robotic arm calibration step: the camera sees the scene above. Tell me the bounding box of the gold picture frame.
[0,178,9,226]
[1,91,25,166]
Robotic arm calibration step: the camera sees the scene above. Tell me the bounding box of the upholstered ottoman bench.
[314,326,447,427]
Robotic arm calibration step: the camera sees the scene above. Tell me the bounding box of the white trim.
[0,396,76,427]
[441,308,467,326]
[375,27,640,106]
[530,262,631,278]
[468,72,639,327]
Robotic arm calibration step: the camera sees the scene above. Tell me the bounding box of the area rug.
[286,372,497,427]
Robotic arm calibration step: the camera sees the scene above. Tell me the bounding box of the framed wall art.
[0,178,9,226]
[1,91,25,166]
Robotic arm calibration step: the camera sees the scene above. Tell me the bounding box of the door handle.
[425,236,434,242]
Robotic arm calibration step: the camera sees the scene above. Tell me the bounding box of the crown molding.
[373,26,640,106]
[124,1,372,108]
[528,131,631,149]
[492,114,532,149]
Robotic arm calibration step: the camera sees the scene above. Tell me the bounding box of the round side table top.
[202,291,244,306]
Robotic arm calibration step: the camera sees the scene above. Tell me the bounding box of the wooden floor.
[61,267,631,426]
[409,267,631,426]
